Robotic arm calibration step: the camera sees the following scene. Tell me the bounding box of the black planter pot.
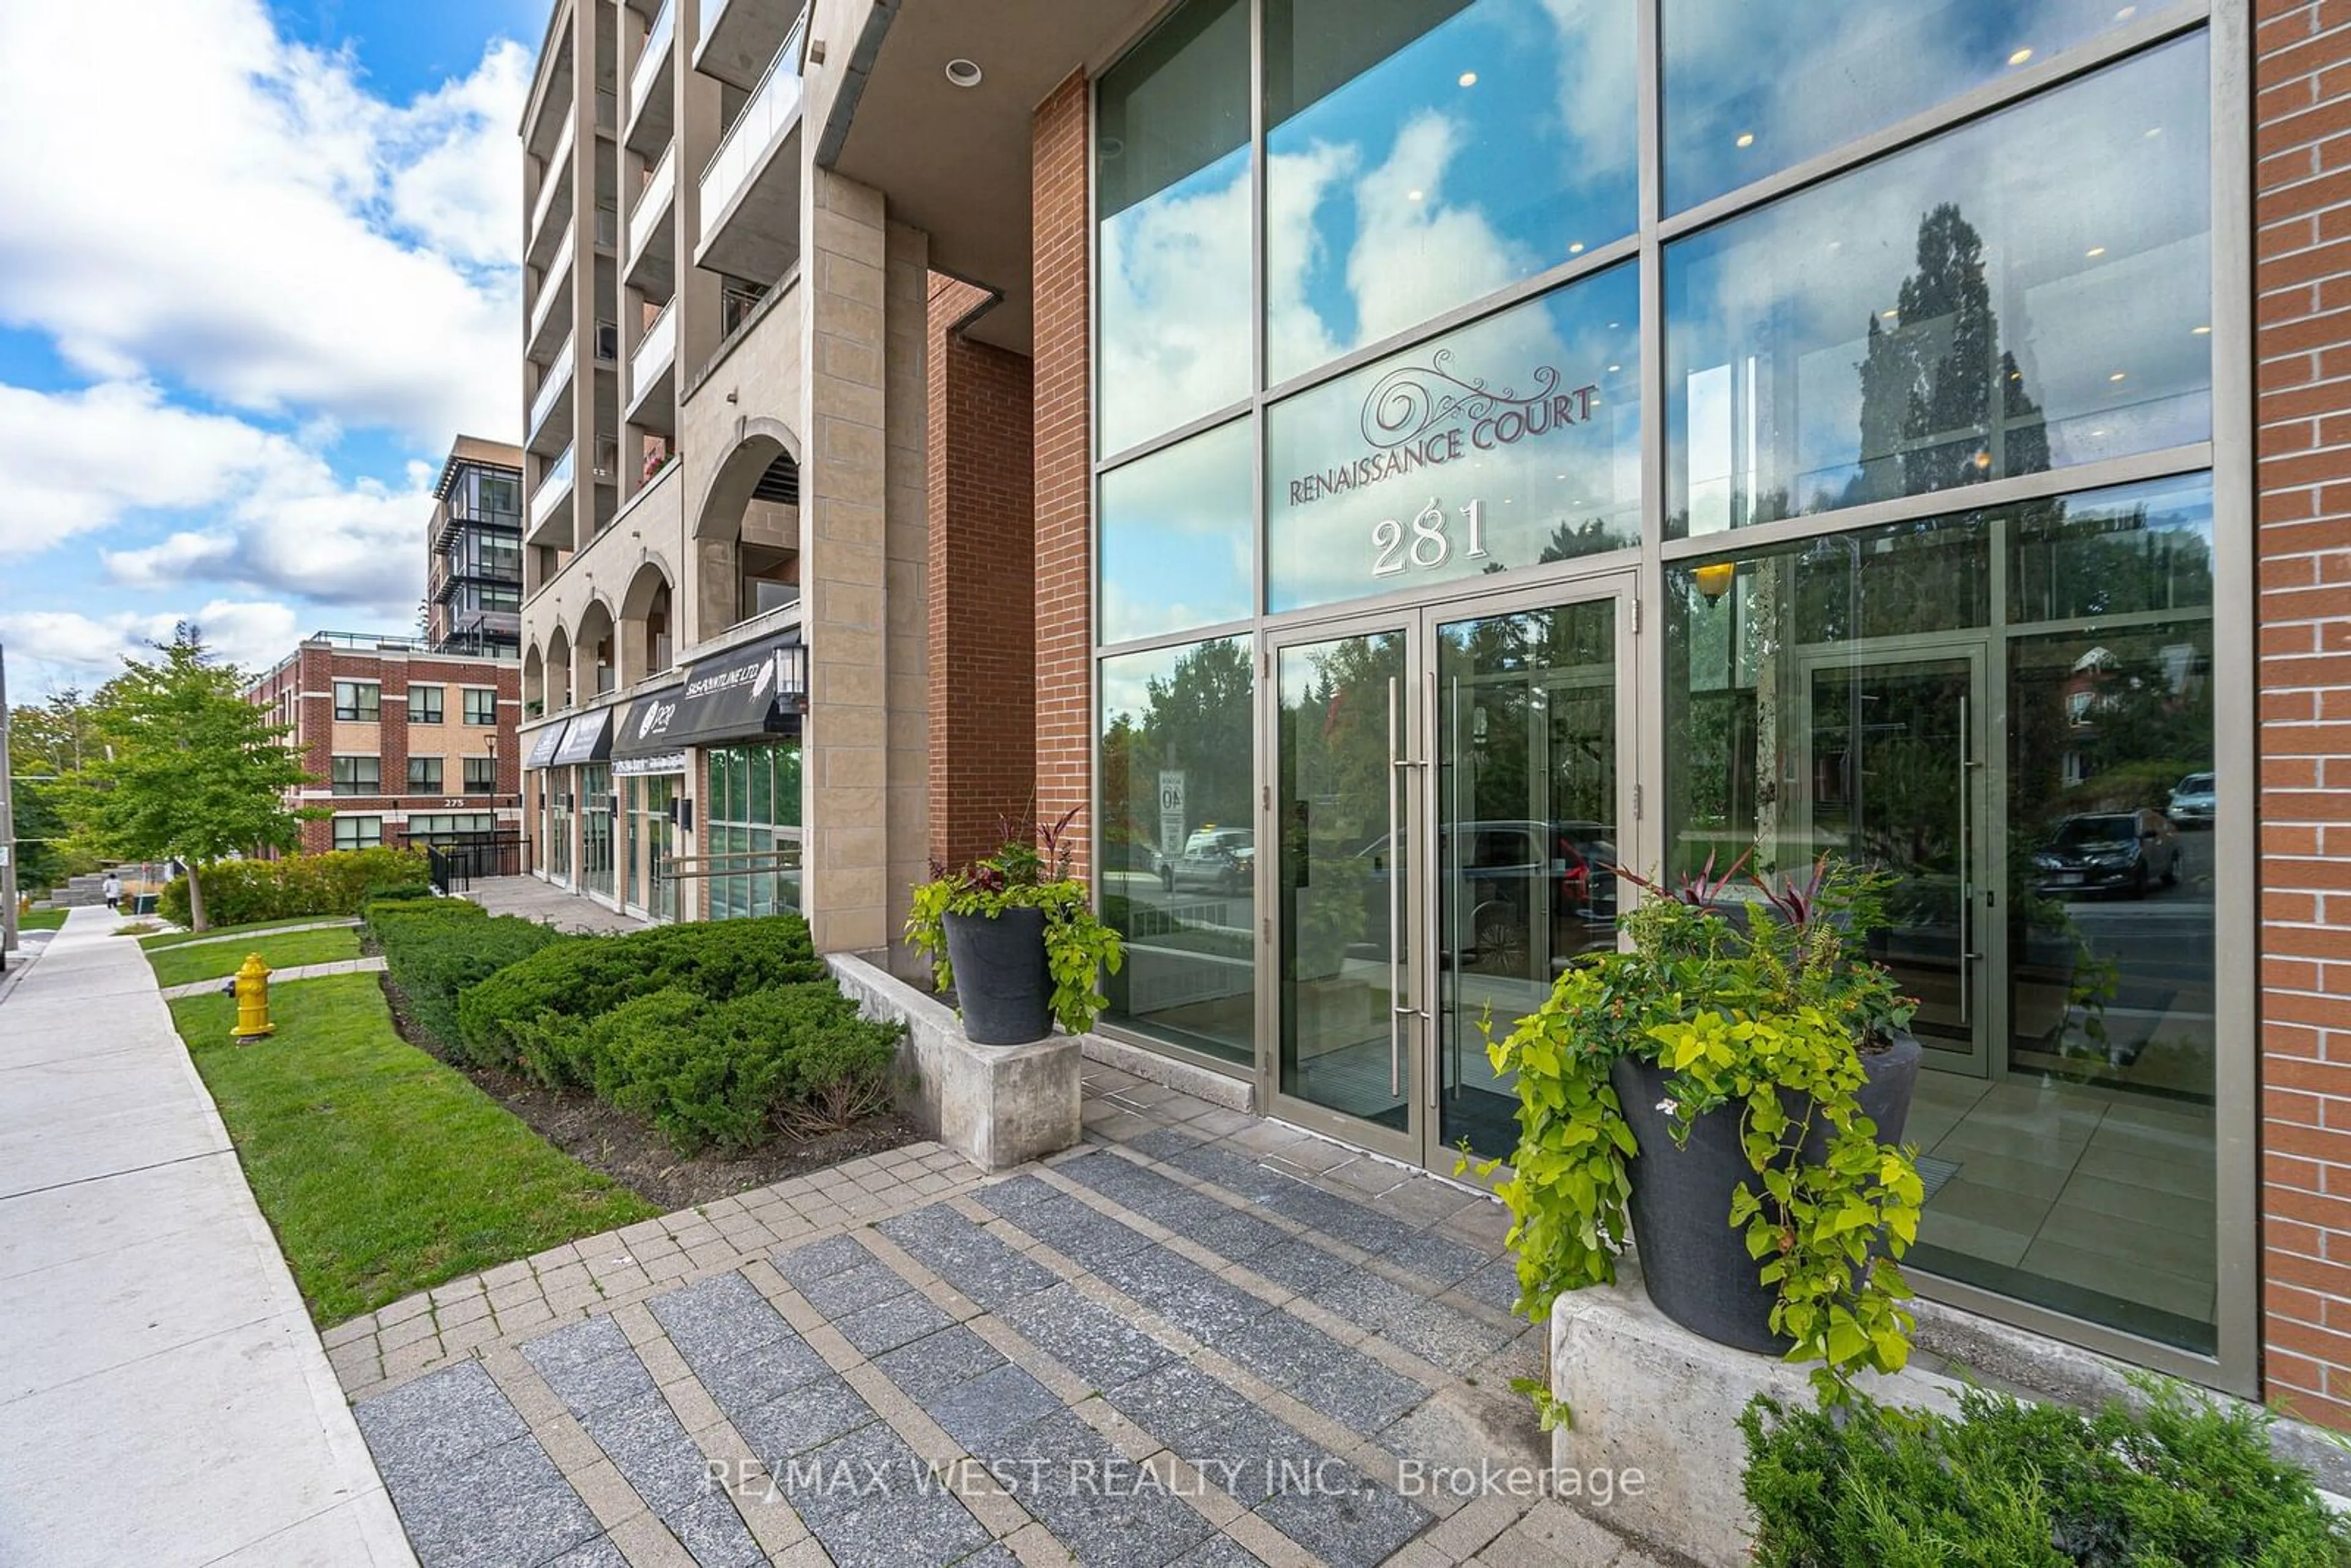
[1608,1030,1922,1354]
[942,907,1054,1046]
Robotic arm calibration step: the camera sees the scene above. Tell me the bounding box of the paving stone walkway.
[159,953,387,1000]
[340,1068,1673,1568]
[464,876,652,934]
[148,917,362,950]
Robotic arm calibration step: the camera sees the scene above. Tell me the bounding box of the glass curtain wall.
[1090,0,2233,1365]
[705,742,803,920]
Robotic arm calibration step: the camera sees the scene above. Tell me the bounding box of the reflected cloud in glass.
[1663,0,2138,213]
[1264,0,1636,385]
[1267,263,1640,614]
[1666,36,2210,539]
[1098,419,1255,645]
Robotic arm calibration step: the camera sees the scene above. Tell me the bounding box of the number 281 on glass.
[1372,499,1487,577]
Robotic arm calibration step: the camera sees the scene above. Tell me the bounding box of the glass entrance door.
[1267,577,1633,1169]
[1798,646,1991,1074]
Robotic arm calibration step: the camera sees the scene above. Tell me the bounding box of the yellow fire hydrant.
[231,953,275,1040]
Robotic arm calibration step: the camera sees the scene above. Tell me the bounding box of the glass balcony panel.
[700,14,806,236]
[532,446,576,527]
[628,0,675,124]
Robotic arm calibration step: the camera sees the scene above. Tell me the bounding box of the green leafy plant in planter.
[1466,852,1927,1400]
[905,809,1124,1043]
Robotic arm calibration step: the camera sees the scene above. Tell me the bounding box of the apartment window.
[408,756,443,793]
[332,816,383,851]
[463,688,498,726]
[407,685,444,724]
[463,756,497,795]
[407,812,495,836]
[331,756,381,796]
[334,681,380,722]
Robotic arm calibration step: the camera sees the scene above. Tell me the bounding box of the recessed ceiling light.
[1735,132,1755,148]
[1098,136,1124,159]
[1607,364,1621,373]
[2092,427,2109,437]
[1406,188,1424,201]
[944,58,983,88]
[1569,241,1584,255]
[2115,4,2136,18]
[2008,47,2033,66]
[2191,324,2211,335]
[2144,126,2162,138]
[1458,71,1478,88]
[2085,246,2106,258]
[1881,309,1899,320]
[2109,370,2127,381]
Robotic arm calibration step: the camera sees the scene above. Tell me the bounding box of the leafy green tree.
[82,628,317,931]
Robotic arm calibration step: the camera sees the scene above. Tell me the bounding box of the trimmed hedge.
[162,848,428,928]
[457,916,827,1069]
[512,984,902,1152]
[367,901,564,1057]
[1742,1384,2351,1567]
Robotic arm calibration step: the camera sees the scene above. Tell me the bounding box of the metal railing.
[421,832,525,894]
[699,12,806,239]
[531,446,576,527]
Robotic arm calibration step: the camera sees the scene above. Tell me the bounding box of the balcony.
[625,142,676,300]
[696,13,804,286]
[527,340,576,456]
[628,299,677,432]
[527,227,575,366]
[528,445,576,548]
[696,0,800,93]
[527,116,575,272]
[624,0,675,159]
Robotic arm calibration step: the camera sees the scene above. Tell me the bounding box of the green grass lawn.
[145,927,366,989]
[17,908,67,931]
[168,975,658,1323]
[141,915,356,950]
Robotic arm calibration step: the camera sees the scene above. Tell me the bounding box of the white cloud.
[0,0,525,444]
[0,600,300,682]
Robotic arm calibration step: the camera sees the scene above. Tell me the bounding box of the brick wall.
[1032,69,1093,877]
[927,273,1038,869]
[2257,0,2351,1429]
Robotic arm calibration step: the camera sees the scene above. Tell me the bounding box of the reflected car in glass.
[2167,771,2216,828]
[1173,827,1255,894]
[2033,810,2181,899]
[1101,838,1175,894]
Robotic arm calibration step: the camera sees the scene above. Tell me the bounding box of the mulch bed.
[373,971,921,1213]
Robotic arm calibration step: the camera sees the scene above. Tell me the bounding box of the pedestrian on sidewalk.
[102,872,122,912]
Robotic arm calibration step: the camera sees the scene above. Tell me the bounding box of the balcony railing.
[631,299,677,404]
[703,0,737,45]
[528,337,574,440]
[528,227,575,345]
[528,117,575,262]
[700,12,805,239]
[627,0,675,125]
[628,143,674,264]
[532,446,576,527]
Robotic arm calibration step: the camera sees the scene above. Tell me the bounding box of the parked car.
[2033,810,2180,899]
[1172,827,1254,895]
[1101,838,1173,893]
[2167,771,2216,828]
[1359,819,1619,972]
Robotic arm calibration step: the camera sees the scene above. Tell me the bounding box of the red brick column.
[928,274,1038,869]
[2257,0,2351,1428]
[1032,69,1093,879]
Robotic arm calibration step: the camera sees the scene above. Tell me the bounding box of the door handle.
[1387,674,1404,1099]
[1957,691,1974,1026]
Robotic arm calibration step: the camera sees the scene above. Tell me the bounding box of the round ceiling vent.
[944,58,983,88]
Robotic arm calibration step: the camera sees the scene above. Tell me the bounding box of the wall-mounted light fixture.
[1693,561,1737,601]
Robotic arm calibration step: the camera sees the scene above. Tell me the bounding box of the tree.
[82,628,316,931]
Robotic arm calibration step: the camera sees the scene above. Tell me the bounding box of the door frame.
[1255,569,1642,1172]
[1792,634,1998,1079]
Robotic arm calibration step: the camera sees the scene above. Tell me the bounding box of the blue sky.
[0,0,542,699]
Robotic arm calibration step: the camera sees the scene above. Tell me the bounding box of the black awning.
[662,631,807,749]
[550,706,615,766]
[520,718,571,770]
[609,682,688,761]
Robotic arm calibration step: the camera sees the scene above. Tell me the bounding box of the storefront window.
[705,742,802,920]
[1096,0,1251,458]
[547,770,573,883]
[1262,0,1635,384]
[1098,419,1253,645]
[1661,474,2218,1352]
[1663,0,2137,213]
[581,763,614,898]
[1266,263,1640,613]
[1665,36,2210,538]
[1098,637,1254,1064]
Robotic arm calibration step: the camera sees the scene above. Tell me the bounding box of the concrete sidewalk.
[0,906,414,1566]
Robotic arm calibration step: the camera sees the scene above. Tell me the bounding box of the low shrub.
[1741,1383,2351,1567]
[160,848,428,928]
[511,983,904,1153]
[369,902,566,1056]
[361,883,438,909]
[457,916,826,1069]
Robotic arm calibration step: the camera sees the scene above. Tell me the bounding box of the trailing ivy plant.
[904,808,1125,1037]
[1465,852,1927,1400]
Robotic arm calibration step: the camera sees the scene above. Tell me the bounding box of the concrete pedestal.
[827,953,1082,1172]
[1548,1260,1962,1567]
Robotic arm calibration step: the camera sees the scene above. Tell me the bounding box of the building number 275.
[1372,498,1487,577]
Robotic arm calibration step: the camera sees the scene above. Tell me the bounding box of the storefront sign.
[520,718,571,771]
[658,631,808,749]
[610,682,688,771]
[550,707,614,767]
[1284,359,1600,509]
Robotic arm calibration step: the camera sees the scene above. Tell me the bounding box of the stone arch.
[574,595,619,700]
[544,623,573,711]
[522,641,546,713]
[618,558,677,686]
[692,419,804,634]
